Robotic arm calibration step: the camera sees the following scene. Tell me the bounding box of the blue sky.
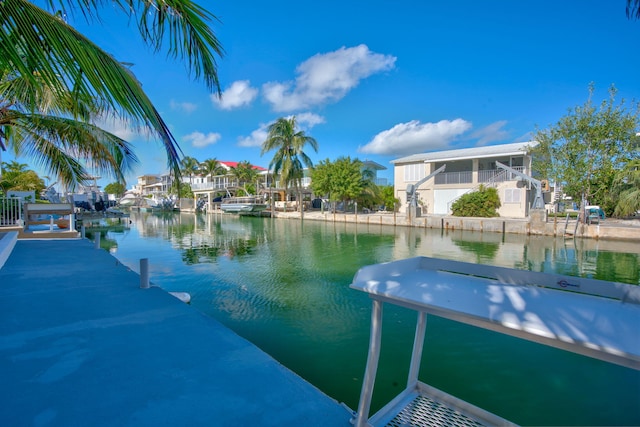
[8,1,640,188]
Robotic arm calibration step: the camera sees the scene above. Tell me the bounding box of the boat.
[118,193,138,207]
[220,196,267,213]
[349,256,640,427]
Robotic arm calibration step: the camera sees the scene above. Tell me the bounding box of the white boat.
[220,196,267,213]
[350,256,640,427]
[118,193,138,207]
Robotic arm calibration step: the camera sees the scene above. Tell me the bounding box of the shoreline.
[260,210,640,242]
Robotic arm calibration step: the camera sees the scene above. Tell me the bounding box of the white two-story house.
[392,141,538,218]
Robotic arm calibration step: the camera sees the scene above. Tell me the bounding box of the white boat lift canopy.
[350,257,640,427]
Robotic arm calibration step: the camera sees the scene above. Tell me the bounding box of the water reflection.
[107,212,640,426]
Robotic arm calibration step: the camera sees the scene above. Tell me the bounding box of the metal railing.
[434,171,472,185]
[434,167,525,186]
[0,197,24,227]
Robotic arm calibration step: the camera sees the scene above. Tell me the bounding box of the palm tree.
[613,159,640,217]
[628,0,640,19]
[261,116,318,213]
[229,160,259,194]
[180,156,200,185]
[1,65,138,189]
[0,0,224,185]
[200,158,225,179]
[1,160,28,175]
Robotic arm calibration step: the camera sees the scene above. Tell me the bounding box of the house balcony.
[433,166,525,186]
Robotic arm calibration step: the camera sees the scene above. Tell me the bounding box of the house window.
[504,188,521,204]
[404,163,425,182]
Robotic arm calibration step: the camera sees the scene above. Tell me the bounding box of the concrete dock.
[0,237,352,426]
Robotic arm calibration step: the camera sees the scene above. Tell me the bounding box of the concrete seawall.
[265,210,640,242]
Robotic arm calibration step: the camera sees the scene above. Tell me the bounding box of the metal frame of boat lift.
[350,257,640,427]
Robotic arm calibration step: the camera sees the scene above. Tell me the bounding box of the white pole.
[94,232,100,249]
[81,225,86,239]
[140,258,150,288]
[49,215,54,231]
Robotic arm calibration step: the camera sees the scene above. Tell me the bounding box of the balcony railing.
[434,171,472,185]
[479,166,524,183]
[191,181,235,191]
[434,167,525,185]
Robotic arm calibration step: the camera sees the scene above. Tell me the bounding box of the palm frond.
[45,0,224,92]
[627,0,640,19]
[1,0,182,176]
[8,110,139,187]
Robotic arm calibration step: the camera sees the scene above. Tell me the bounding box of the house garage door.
[434,189,469,214]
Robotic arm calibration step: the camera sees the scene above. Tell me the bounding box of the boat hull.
[220,203,267,213]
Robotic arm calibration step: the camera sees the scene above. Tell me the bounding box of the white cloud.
[471,121,509,146]
[263,44,396,112]
[182,131,222,148]
[238,124,269,147]
[170,100,197,114]
[359,119,472,156]
[293,112,325,128]
[237,113,325,148]
[212,80,259,110]
[94,115,144,141]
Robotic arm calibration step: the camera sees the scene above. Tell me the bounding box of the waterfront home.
[391,141,540,218]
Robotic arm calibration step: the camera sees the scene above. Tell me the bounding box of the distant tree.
[1,160,28,175]
[200,158,225,179]
[180,156,200,184]
[0,161,45,195]
[309,159,333,200]
[261,116,318,213]
[229,161,259,194]
[310,157,377,210]
[104,182,126,197]
[168,180,193,198]
[530,84,639,219]
[451,185,501,217]
[379,185,400,212]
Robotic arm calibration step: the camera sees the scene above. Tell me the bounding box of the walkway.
[0,237,351,426]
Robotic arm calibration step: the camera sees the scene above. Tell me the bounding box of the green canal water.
[101,212,640,426]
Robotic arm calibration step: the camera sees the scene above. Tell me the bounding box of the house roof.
[362,160,387,171]
[219,161,268,171]
[391,141,537,164]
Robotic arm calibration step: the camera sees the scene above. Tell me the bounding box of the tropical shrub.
[451,185,501,217]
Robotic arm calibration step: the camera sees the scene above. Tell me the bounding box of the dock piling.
[140,258,150,288]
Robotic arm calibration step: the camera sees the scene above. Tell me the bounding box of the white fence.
[0,197,24,227]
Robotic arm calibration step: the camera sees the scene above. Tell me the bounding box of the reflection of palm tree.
[1,0,224,186]
[261,116,318,213]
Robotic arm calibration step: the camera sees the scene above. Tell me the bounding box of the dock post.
[69,213,76,232]
[49,215,54,231]
[81,225,86,239]
[140,258,150,288]
[354,299,383,427]
[94,232,100,249]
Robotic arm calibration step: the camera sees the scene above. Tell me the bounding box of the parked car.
[586,205,605,223]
